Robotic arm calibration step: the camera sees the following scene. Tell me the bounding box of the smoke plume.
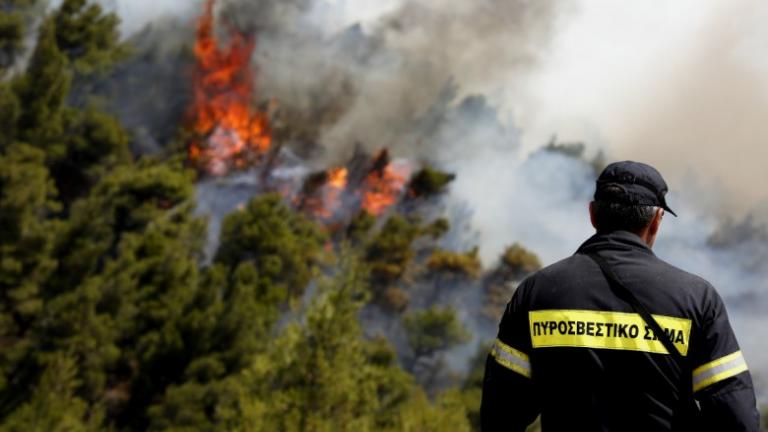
[519,0,768,217]
[94,0,768,401]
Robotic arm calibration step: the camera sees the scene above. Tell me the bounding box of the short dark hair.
[592,187,656,234]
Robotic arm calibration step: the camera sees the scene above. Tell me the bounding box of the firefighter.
[481,161,760,431]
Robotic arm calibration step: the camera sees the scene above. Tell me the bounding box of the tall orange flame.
[188,0,271,175]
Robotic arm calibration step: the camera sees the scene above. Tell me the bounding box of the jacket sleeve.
[690,287,760,431]
[481,279,539,432]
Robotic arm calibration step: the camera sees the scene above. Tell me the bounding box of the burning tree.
[187,0,271,176]
[296,148,414,225]
[184,2,417,229]
[360,149,410,215]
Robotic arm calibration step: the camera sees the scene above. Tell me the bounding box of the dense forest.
[2,1,766,431]
[0,1,551,430]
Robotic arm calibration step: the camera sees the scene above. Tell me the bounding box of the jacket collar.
[576,230,655,256]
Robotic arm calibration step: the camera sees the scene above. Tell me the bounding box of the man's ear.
[649,207,664,237]
[589,201,598,230]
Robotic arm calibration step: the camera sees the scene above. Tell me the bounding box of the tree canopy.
[0,2,548,430]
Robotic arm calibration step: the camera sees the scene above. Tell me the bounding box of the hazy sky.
[520,0,768,216]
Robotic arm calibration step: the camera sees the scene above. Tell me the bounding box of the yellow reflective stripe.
[529,310,692,356]
[693,351,749,393]
[490,338,531,378]
[693,351,743,375]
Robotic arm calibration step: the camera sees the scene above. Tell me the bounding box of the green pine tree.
[235,250,472,432]
[10,0,130,205]
[0,84,20,150]
[215,194,325,297]
[13,17,71,155]
[403,306,470,362]
[53,0,127,75]
[0,144,59,408]
[35,161,201,429]
[0,354,101,432]
[147,260,289,431]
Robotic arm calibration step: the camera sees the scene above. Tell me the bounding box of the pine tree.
[426,247,482,279]
[0,84,20,150]
[0,354,100,432]
[0,144,59,410]
[53,106,132,204]
[33,161,201,429]
[483,243,542,321]
[10,0,130,205]
[215,194,325,297]
[232,250,472,432]
[147,261,289,431]
[403,306,470,362]
[231,251,378,431]
[49,160,193,292]
[365,215,421,283]
[53,0,126,75]
[387,389,471,432]
[406,166,456,199]
[0,1,130,421]
[13,17,70,154]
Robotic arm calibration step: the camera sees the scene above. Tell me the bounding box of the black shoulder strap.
[585,251,698,426]
[585,252,686,364]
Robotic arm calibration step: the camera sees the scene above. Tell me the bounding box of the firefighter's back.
[522,233,707,430]
[481,161,759,432]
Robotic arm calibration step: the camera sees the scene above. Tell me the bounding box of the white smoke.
[100,0,768,401]
[434,103,768,395]
[519,0,768,217]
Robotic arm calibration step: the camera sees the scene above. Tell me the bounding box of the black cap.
[594,161,677,217]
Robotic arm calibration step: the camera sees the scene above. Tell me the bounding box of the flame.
[299,152,410,219]
[361,152,410,216]
[327,167,348,189]
[294,167,349,220]
[188,0,271,175]
[323,167,348,217]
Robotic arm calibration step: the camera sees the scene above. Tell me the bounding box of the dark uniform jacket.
[481,230,760,431]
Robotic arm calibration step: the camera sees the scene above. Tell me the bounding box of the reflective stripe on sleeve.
[490,338,531,378]
[693,350,748,393]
